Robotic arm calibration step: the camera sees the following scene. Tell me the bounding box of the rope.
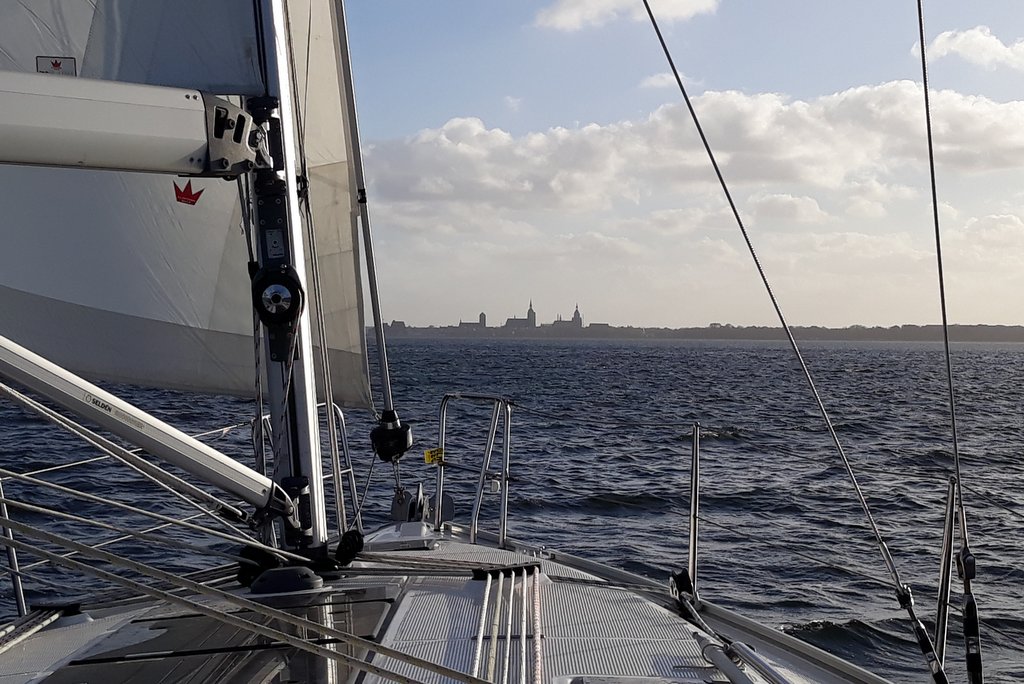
[532,566,543,684]
[486,571,504,681]
[471,572,492,677]
[519,568,528,684]
[501,565,516,684]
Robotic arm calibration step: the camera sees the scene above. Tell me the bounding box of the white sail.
[288,0,373,410]
[0,0,371,408]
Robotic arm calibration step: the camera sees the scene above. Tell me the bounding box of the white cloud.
[843,179,918,219]
[367,82,1024,217]
[748,193,830,226]
[556,231,648,258]
[951,213,1024,264]
[504,95,523,112]
[535,0,718,32]
[927,26,1024,72]
[939,202,959,223]
[641,72,678,89]
[619,206,733,237]
[639,71,702,90]
[365,82,1024,326]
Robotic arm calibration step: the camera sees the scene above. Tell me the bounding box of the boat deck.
[0,526,890,684]
[362,540,716,684]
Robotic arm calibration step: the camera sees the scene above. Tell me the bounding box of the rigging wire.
[332,0,391,417]
[0,382,252,540]
[639,1,946,679]
[282,0,350,534]
[16,512,209,575]
[0,466,305,564]
[513,401,700,429]
[237,173,273,542]
[915,3,965,508]
[699,513,1024,654]
[3,536,433,684]
[351,450,378,523]
[915,3,982,680]
[0,519,490,684]
[962,483,1023,522]
[0,497,259,570]
[695,515,895,594]
[269,326,303,480]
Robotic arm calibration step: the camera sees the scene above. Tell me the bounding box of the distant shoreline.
[378,323,1024,343]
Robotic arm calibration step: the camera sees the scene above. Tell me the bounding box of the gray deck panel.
[383,541,600,581]
[363,544,722,684]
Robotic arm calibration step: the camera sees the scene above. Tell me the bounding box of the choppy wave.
[2,338,1022,682]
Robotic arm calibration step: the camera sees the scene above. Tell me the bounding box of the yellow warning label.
[424,447,444,465]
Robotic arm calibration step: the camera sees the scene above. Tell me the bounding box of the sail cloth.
[0,0,372,408]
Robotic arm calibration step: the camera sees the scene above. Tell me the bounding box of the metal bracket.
[200,93,270,177]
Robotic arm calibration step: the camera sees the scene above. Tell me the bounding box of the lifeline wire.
[18,512,209,575]
[640,2,946,679]
[0,497,257,570]
[0,466,305,564]
[1,518,490,684]
[0,382,250,539]
[4,532,429,684]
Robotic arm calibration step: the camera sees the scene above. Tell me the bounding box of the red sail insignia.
[173,181,204,205]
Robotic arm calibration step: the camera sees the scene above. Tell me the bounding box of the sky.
[343,0,1024,328]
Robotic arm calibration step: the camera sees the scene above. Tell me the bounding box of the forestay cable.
[640,2,946,680]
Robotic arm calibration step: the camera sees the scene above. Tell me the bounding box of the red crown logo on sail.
[50,59,62,70]
[173,180,204,205]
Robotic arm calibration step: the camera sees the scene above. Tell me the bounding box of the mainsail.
[0,0,371,408]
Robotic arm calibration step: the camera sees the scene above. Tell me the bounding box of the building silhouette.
[504,301,536,329]
[458,311,488,331]
[550,304,583,330]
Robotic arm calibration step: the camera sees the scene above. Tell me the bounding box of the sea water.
[1,338,1021,682]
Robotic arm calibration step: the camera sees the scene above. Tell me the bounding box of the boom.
[0,70,266,176]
